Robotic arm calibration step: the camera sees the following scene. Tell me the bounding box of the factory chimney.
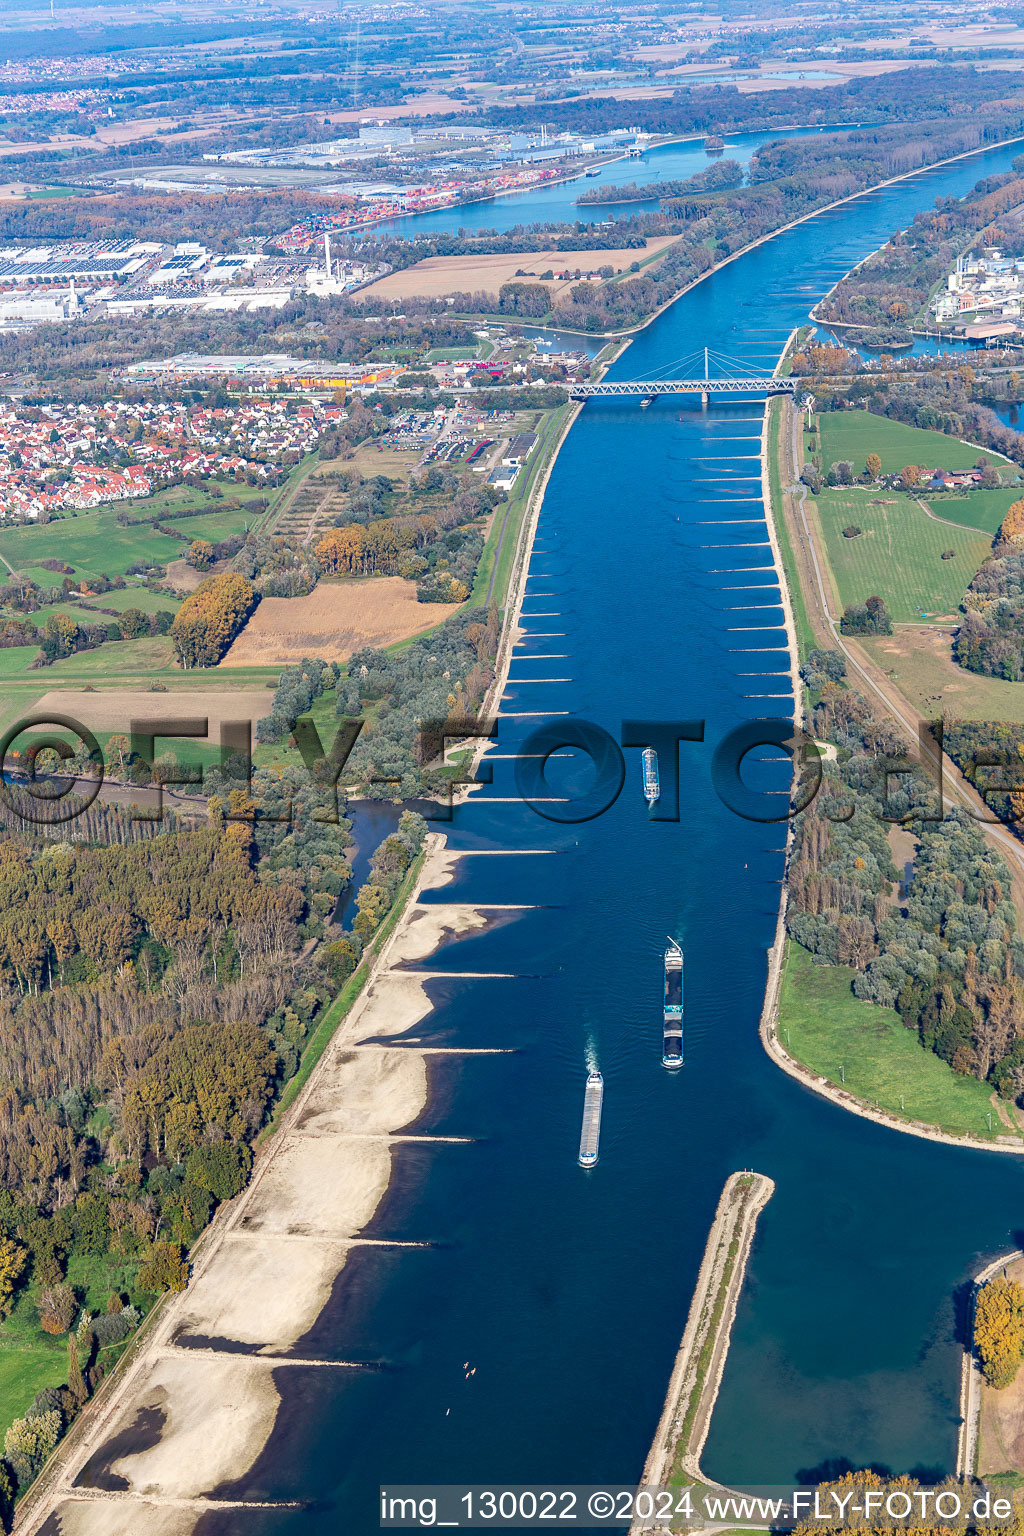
[323,232,333,280]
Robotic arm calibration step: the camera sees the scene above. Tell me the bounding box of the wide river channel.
[205,135,1024,1534]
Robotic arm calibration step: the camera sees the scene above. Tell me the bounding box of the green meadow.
[812,486,989,620]
[818,410,1011,477]
[779,943,1011,1143]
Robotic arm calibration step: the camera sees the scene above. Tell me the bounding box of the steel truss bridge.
[569,376,796,399]
[568,343,799,401]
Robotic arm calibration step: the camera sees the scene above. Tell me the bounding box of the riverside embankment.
[757,350,1024,1155]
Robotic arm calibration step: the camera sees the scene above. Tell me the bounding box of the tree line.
[170,572,259,668]
[790,650,1024,1086]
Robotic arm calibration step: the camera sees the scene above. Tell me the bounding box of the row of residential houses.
[0,395,341,522]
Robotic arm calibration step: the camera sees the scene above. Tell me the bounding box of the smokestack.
[324,231,332,280]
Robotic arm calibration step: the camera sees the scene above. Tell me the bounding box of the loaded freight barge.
[663,941,683,1069]
[642,746,660,805]
[578,1070,604,1166]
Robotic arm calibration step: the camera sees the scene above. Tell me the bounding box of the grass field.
[818,410,1012,476]
[0,1250,146,1452]
[0,502,250,585]
[0,1294,67,1451]
[812,487,989,620]
[423,345,479,362]
[921,487,1018,534]
[71,587,181,617]
[780,942,1011,1142]
[859,629,1024,723]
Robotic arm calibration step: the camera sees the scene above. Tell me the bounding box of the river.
[365,126,833,238]
[200,141,1024,1535]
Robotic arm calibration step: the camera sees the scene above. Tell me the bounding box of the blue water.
[366,127,832,239]
[195,144,1024,1536]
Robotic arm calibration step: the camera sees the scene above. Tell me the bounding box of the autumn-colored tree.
[36,1284,76,1336]
[106,733,132,774]
[185,539,214,571]
[315,525,364,574]
[170,573,259,668]
[0,1236,26,1318]
[899,464,921,490]
[138,1240,188,1294]
[865,452,882,480]
[322,935,360,987]
[974,1276,1024,1388]
[999,498,1024,546]
[4,1409,60,1487]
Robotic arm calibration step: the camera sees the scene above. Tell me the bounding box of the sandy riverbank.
[18,835,504,1536]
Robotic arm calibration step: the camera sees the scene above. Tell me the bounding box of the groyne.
[631,1171,775,1532]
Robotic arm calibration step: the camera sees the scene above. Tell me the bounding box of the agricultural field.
[812,486,990,620]
[817,409,1012,476]
[220,578,456,667]
[360,240,678,304]
[779,942,1013,1143]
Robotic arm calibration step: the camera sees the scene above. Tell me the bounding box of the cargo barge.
[663,941,683,1069]
[578,1070,604,1166]
[642,746,660,805]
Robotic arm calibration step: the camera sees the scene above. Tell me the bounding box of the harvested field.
[362,240,677,303]
[33,688,274,736]
[164,557,229,594]
[220,577,455,666]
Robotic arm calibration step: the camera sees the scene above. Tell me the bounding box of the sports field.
[779,942,1012,1143]
[812,487,989,620]
[818,410,1011,476]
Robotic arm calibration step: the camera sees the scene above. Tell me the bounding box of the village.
[0,394,334,521]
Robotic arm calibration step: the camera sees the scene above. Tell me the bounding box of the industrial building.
[501,431,538,467]
[0,285,82,327]
[0,241,157,283]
